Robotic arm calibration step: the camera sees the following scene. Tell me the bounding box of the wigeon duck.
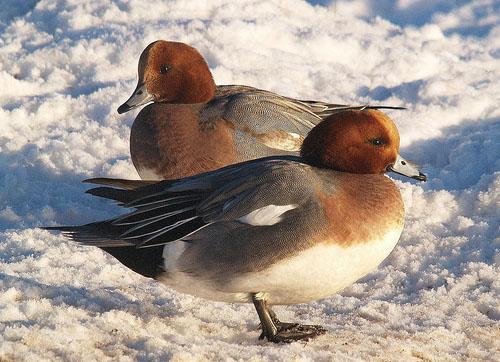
[117,40,404,180]
[46,110,426,343]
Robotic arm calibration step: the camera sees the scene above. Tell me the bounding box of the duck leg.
[251,294,327,343]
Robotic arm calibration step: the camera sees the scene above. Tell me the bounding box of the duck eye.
[159,65,170,74]
[369,138,385,146]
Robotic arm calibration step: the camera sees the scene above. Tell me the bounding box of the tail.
[42,223,165,278]
[43,179,208,278]
[299,100,406,119]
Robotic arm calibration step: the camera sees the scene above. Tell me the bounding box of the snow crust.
[0,0,498,360]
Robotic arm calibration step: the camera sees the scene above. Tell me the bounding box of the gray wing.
[54,157,325,248]
[51,157,331,281]
[214,85,321,132]
[204,86,319,154]
[170,158,329,280]
[204,85,404,153]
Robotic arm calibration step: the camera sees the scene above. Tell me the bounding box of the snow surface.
[0,0,499,360]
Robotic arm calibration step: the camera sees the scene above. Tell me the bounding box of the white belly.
[158,227,403,305]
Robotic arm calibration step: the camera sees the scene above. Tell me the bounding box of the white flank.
[238,204,298,226]
[160,241,252,303]
[159,227,403,305]
[228,227,404,305]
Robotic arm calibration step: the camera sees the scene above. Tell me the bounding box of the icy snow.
[0,0,498,360]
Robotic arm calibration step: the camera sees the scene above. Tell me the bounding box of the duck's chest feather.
[316,172,405,246]
[130,103,237,180]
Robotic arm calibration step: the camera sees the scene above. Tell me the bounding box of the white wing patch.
[257,131,304,151]
[238,204,297,226]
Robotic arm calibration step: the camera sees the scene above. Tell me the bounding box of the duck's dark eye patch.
[369,138,385,146]
[159,65,170,74]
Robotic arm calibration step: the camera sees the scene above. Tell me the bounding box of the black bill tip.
[117,103,131,114]
[411,172,427,182]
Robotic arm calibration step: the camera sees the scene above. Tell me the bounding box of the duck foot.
[260,322,327,343]
[252,293,327,343]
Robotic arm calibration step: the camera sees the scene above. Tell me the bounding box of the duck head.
[118,40,216,114]
[300,109,426,181]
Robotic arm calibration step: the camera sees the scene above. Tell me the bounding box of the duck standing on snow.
[46,109,426,343]
[117,40,404,180]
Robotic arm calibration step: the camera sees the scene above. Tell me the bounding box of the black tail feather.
[316,105,407,119]
[43,224,169,278]
[42,222,134,247]
[85,187,136,204]
[84,179,191,206]
[298,100,407,119]
[100,245,165,278]
[83,178,158,190]
[44,178,211,278]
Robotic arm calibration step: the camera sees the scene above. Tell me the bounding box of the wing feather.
[46,158,315,249]
[207,85,405,153]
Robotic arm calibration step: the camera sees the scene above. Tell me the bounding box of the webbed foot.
[253,294,327,343]
[260,320,326,343]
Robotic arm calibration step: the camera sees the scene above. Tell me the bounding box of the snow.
[0,0,498,360]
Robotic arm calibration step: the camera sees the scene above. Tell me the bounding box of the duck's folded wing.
[206,87,320,152]
[208,85,404,152]
[46,157,318,249]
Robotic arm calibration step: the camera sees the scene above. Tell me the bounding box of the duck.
[46,109,426,343]
[117,40,404,180]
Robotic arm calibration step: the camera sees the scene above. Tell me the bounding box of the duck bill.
[387,154,427,182]
[117,83,154,114]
